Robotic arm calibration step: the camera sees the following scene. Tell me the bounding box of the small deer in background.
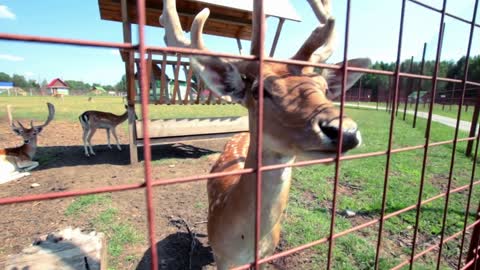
[0,103,55,184]
[52,93,64,101]
[88,97,94,103]
[79,105,128,157]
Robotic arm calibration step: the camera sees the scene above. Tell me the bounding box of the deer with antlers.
[0,103,55,184]
[160,0,370,268]
[79,105,128,157]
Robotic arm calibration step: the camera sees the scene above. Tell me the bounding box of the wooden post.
[413,42,427,128]
[466,203,480,269]
[269,18,285,57]
[466,94,480,156]
[183,64,194,104]
[160,53,167,104]
[402,56,414,120]
[121,0,138,164]
[171,54,182,104]
[236,38,243,55]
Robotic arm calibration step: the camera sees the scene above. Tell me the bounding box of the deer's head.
[8,102,55,144]
[160,0,370,157]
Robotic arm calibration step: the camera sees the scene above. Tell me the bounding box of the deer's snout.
[317,117,361,151]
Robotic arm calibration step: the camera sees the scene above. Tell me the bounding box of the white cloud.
[0,5,15,20]
[24,71,35,77]
[109,49,120,56]
[0,54,24,61]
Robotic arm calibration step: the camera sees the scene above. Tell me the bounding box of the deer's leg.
[20,161,39,172]
[111,128,122,151]
[86,127,97,155]
[106,128,112,149]
[82,127,90,157]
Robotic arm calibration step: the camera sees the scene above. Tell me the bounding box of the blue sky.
[0,0,479,86]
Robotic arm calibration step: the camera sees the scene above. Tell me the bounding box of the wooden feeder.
[98,0,301,163]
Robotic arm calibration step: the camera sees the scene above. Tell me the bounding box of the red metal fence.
[1,0,480,269]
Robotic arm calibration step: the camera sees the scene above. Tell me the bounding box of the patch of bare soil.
[0,120,225,269]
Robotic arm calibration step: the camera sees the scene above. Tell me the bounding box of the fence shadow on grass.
[34,143,217,171]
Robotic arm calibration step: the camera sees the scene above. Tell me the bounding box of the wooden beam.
[236,38,243,55]
[121,0,137,164]
[171,54,182,104]
[184,65,194,104]
[269,18,285,57]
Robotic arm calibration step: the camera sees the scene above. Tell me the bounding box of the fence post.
[403,56,414,120]
[466,94,480,156]
[466,203,480,269]
[413,42,427,128]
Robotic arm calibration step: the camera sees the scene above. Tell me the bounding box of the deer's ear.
[11,126,22,135]
[191,56,246,103]
[323,58,371,99]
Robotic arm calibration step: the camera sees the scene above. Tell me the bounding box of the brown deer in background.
[79,105,128,157]
[0,103,55,184]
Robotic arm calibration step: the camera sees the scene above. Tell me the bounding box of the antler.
[34,102,55,129]
[160,0,210,50]
[292,0,336,63]
[6,105,13,127]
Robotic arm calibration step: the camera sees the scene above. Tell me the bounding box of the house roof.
[47,78,69,88]
[98,0,301,40]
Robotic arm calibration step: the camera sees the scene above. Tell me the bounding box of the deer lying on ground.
[79,105,128,157]
[161,0,370,268]
[0,103,55,184]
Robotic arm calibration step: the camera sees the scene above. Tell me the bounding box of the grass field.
[347,101,476,122]
[2,96,479,269]
[0,96,247,122]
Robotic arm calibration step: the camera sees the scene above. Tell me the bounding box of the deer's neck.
[21,138,38,159]
[117,112,128,125]
[239,137,296,234]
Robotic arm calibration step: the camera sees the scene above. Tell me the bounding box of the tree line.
[356,55,480,100]
[0,72,127,93]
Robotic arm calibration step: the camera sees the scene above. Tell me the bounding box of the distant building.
[0,81,14,95]
[47,78,70,95]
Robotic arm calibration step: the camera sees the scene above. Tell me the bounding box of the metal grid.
[1,0,480,269]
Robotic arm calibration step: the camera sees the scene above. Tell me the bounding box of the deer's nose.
[319,119,361,151]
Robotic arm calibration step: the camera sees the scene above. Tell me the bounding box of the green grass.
[65,194,111,216]
[348,101,475,122]
[0,96,247,122]
[64,195,142,269]
[282,108,480,269]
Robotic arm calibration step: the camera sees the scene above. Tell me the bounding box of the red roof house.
[47,78,70,95]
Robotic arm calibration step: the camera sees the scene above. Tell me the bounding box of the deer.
[52,93,64,101]
[0,102,55,184]
[160,0,370,268]
[79,105,128,157]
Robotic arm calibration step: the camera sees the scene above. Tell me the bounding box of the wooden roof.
[98,0,301,40]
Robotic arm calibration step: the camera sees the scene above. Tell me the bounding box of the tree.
[11,74,28,88]
[115,75,127,92]
[0,72,11,82]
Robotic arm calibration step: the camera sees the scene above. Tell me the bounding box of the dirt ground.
[0,119,301,269]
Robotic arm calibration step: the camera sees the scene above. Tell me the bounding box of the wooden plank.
[135,116,249,139]
[159,53,168,104]
[3,228,106,270]
[183,64,194,104]
[136,131,245,146]
[195,79,202,104]
[171,54,182,104]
